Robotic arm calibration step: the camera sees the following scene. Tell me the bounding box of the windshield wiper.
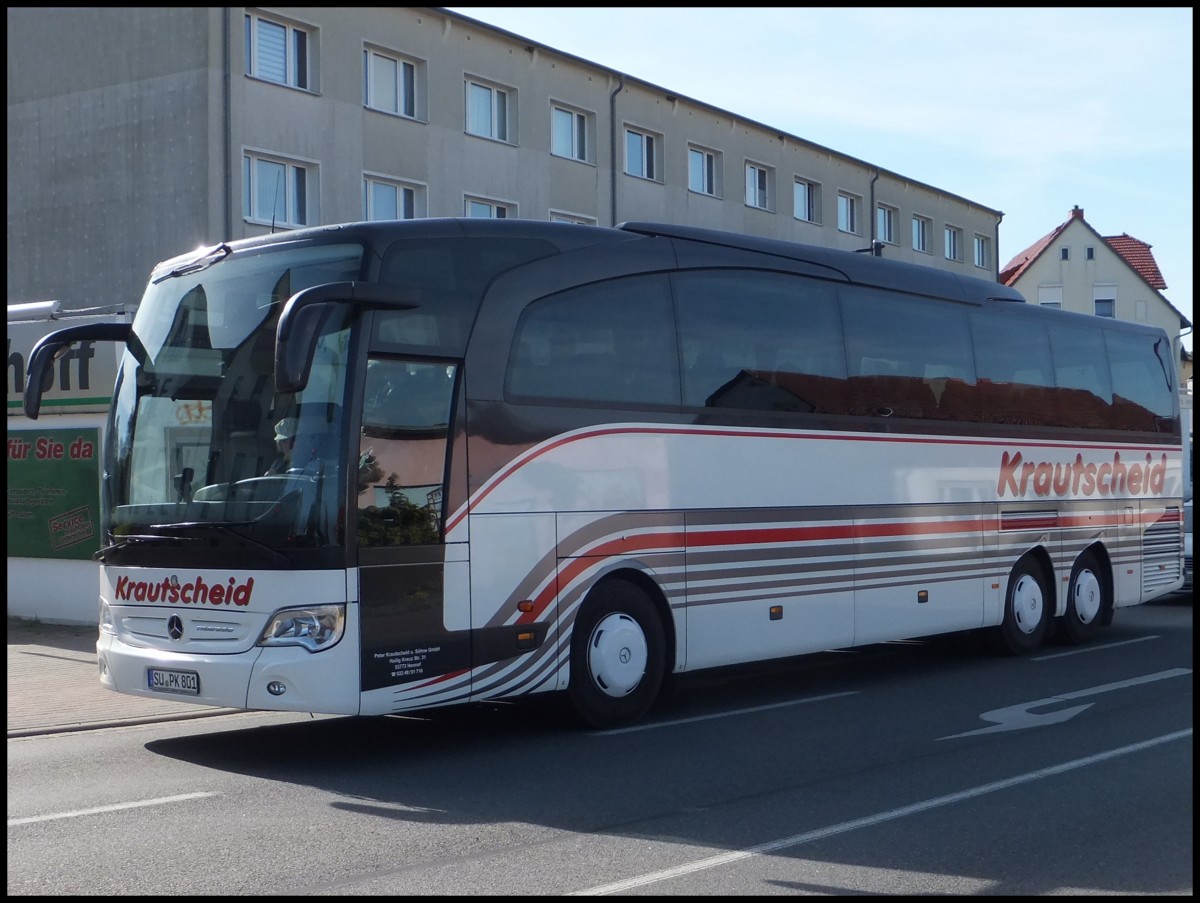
[93,533,205,562]
[150,521,292,565]
[151,243,232,284]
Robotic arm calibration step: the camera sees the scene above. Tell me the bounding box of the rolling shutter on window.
[256,20,287,84]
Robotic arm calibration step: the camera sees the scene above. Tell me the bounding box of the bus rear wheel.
[992,555,1050,655]
[568,578,665,729]
[1059,550,1107,645]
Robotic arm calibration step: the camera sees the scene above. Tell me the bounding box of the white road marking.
[8,792,219,826]
[941,668,1192,739]
[1032,634,1158,660]
[570,729,1192,896]
[597,691,860,735]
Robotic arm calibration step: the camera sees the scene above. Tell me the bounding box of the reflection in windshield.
[103,243,363,564]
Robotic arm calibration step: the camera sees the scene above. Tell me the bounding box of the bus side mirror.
[275,282,419,394]
[275,299,334,395]
[23,322,131,419]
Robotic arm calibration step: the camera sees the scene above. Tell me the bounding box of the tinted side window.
[673,269,847,413]
[970,310,1059,427]
[507,274,679,406]
[1047,320,1112,428]
[357,357,456,547]
[1105,329,1176,432]
[840,285,974,421]
[378,237,558,354]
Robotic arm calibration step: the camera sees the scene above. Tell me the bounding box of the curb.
[7,708,243,739]
[7,617,246,738]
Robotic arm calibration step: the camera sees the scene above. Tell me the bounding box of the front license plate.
[147,668,200,695]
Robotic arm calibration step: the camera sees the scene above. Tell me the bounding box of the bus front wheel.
[568,578,665,729]
[1059,550,1107,645]
[993,556,1050,655]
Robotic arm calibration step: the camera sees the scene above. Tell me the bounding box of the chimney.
[1070,205,1084,219]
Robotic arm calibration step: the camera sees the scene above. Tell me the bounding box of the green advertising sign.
[6,427,101,560]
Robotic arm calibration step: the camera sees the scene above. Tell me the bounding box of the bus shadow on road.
[141,612,1191,897]
[143,629,993,814]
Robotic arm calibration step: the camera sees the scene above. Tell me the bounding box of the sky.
[446,7,1194,351]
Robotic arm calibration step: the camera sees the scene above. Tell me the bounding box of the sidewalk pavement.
[7,617,239,738]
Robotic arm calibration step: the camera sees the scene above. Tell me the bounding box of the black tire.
[992,555,1050,655]
[1058,550,1107,645]
[568,578,666,729]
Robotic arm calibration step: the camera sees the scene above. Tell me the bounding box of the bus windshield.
[101,241,365,568]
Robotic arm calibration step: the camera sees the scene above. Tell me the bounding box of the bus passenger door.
[355,356,472,712]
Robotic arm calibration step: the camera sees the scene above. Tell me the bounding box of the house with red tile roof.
[1000,206,1191,384]
[1001,206,1193,498]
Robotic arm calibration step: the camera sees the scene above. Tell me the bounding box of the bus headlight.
[257,604,345,652]
[100,601,115,635]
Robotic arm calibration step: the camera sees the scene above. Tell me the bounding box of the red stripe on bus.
[512,502,1174,625]
[517,517,984,624]
[445,424,1179,533]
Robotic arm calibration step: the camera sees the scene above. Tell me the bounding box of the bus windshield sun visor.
[275,282,418,394]
[23,321,131,419]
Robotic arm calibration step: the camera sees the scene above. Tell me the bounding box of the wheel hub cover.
[588,613,648,697]
[1012,574,1043,635]
[1073,570,1102,624]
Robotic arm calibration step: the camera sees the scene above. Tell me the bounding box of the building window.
[837,192,859,234]
[1038,284,1062,309]
[551,105,591,162]
[876,204,897,244]
[364,48,419,119]
[549,211,597,225]
[973,234,990,268]
[245,11,310,90]
[745,162,771,210]
[944,225,962,261]
[1061,247,1070,261]
[243,152,315,227]
[689,146,719,196]
[625,127,658,180]
[1093,284,1117,318]
[912,215,930,253]
[465,196,514,218]
[466,79,512,142]
[793,178,819,223]
[1086,246,1095,260]
[364,176,423,220]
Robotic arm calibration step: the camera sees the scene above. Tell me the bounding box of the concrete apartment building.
[8,6,1006,317]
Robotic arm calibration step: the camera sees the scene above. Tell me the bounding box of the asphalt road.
[7,594,1192,895]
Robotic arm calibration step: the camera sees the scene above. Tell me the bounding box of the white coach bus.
[24,219,1185,727]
